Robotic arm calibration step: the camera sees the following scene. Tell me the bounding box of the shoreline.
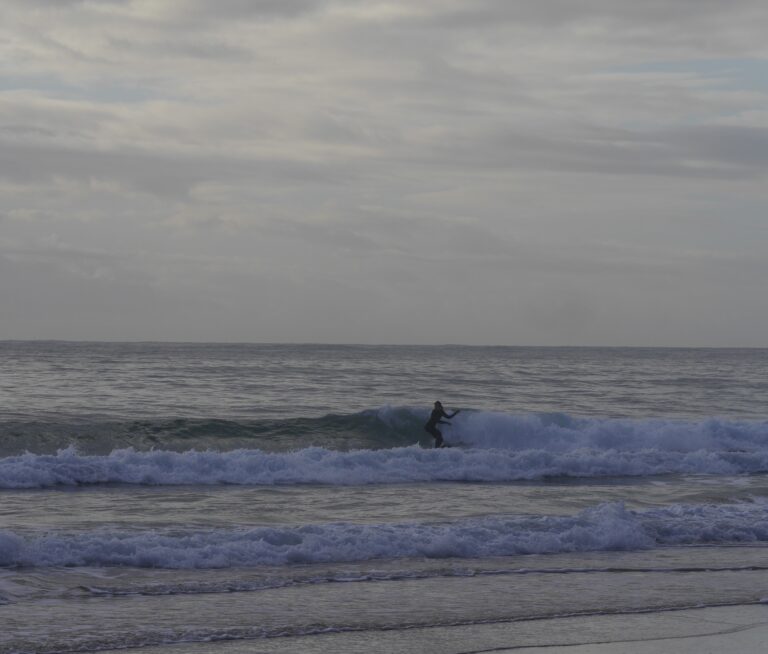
[93,604,768,654]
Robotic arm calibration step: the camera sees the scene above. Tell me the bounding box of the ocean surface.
[2,342,768,653]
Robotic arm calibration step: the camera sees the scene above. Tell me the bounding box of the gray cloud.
[0,140,353,197]
[1,1,767,345]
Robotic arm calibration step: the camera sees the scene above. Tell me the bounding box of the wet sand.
[97,604,768,654]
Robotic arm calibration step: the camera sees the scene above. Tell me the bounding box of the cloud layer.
[1,0,767,344]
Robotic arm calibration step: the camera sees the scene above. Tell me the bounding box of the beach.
[91,605,768,653]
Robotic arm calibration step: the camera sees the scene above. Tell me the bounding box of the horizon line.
[1,339,767,350]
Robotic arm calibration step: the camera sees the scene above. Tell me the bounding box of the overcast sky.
[1,0,767,345]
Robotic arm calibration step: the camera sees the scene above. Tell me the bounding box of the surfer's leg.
[425,424,443,448]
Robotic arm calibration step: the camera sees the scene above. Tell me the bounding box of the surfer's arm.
[444,410,460,419]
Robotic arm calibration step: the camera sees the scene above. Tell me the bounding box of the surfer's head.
[434,401,442,408]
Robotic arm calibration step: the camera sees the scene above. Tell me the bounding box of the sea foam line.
[3,502,768,569]
[81,564,768,599]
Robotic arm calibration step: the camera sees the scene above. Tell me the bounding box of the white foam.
[1,412,767,488]
[415,410,768,453]
[0,443,763,489]
[2,502,768,569]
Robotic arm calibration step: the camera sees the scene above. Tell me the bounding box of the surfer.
[424,401,460,448]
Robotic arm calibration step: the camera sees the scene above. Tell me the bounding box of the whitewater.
[5,501,768,570]
[2,409,767,488]
[2,342,768,654]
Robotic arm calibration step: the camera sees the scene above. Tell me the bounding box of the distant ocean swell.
[3,502,768,569]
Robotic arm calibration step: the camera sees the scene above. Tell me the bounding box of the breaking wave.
[3,502,768,569]
[0,444,766,489]
[1,410,767,488]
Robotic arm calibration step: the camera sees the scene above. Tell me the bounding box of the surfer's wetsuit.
[424,404,459,448]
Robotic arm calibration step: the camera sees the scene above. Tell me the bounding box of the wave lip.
[2,502,768,569]
[0,406,425,457]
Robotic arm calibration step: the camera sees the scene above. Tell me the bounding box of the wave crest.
[2,411,768,488]
[3,502,768,569]
[0,446,765,490]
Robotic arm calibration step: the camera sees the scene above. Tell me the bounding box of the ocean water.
[2,342,768,653]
